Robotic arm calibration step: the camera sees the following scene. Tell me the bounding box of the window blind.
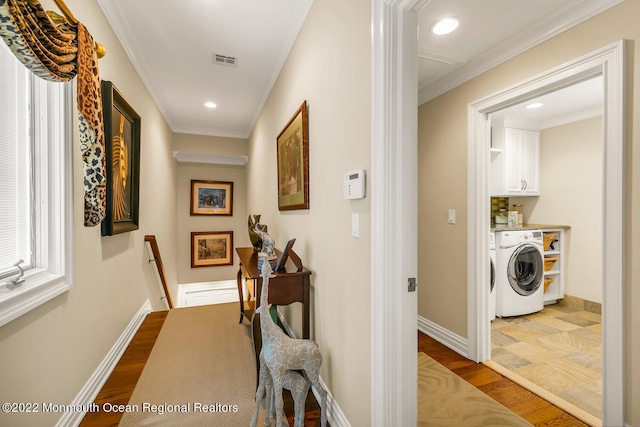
[0,42,32,276]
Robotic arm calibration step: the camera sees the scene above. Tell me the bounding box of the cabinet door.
[504,128,525,194]
[521,130,540,195]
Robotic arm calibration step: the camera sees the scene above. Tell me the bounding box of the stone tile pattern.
[491,302,602,419]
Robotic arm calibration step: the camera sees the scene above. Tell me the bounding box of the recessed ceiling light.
[432,18,459,36]
[526,102,544,109]
[204,102,217,109]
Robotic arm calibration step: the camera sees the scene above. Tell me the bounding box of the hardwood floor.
[79,310,584,427]
[419,331,589,426]
[79,310,169,427]
[78,310,326,427]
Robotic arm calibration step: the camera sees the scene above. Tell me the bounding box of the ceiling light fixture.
[526,102,544,109]
[432,17,459,35]
[204,102,217,109]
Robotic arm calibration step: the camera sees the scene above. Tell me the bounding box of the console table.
[235,247,311,339]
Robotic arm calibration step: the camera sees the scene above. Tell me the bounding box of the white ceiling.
[491,76,603,128]
[96,0,620,139]
[418,0,579,91]
[96,0,313,139]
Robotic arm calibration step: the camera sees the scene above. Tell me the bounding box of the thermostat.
[343,170,365,199]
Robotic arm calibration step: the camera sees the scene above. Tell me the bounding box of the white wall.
[173,133,250,298]
[246,0,372,424]
[176,162,249,287]
[0,1,178,426]
[526,117,603,303]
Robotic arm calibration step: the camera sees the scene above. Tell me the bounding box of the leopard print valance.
[0,0,77,81]
[77,22,106,227]
[0,0,106,227]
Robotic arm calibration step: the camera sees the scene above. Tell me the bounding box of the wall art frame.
[190,180,233,216]
[101,80,141,236]
[276,100,309,210]
[190,231,234,268]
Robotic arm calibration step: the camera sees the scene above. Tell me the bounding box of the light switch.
[352,213,359,237]
[448,209,456,225]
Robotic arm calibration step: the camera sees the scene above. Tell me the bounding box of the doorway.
[467,41,625,426]
[488,78,604,422]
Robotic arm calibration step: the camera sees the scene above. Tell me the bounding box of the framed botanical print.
[276,101,309,210]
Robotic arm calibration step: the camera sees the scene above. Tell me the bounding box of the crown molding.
[540,106,603,129]
[418,0,624,105]
[96,0,176,130]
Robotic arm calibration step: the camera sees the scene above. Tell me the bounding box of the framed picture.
[275,238,296,271]
[191,231,234,268]
[190,180,233,216]
[276,100,309,210]
[101,80,141,236]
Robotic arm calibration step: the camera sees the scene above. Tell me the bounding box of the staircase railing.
[144,235,174,309]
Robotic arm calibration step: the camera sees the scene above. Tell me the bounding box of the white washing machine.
[495,229,545,317]
[489,232,496,321]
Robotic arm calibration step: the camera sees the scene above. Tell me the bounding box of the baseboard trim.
[56,300,153,427]
[417,315,469,359]
[277,311,351,427]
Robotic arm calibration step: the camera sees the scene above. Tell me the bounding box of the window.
[0,41,73,327]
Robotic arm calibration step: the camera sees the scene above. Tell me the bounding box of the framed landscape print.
[190,180,233,216]
[191,231,234,268]
[101,80,141,236]
[276,101,309,210]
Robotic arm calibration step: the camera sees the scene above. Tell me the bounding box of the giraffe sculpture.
[251,350,311,427]
[252,257,327,427]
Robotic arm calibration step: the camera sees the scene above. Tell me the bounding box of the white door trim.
[467,40,625,426]
[371,0,427,425]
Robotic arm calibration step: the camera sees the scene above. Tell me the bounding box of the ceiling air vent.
[213,53,237,67]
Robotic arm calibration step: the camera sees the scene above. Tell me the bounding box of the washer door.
[490,257,495,292]
[507,244,543,296]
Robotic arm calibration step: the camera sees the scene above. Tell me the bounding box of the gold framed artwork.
[191,231,234,268]
[190,180,233,216]
[276,100,309,210]
[101,80,141,236]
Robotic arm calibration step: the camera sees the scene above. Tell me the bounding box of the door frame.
[467,40,625,426]
[371,0,428,425]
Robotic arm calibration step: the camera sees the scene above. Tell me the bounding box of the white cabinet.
[542,229,564,304]
[491,126,540,196]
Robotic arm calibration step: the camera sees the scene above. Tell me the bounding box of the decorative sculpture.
[248,214,264,253]
[252,259,326,427]
[253,225,275,257]
[251,350,311,427]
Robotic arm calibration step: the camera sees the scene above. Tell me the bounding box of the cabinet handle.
[523,180,527,191]
[520,180,524,190]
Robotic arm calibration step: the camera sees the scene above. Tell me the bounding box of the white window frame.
[0,72,74,327]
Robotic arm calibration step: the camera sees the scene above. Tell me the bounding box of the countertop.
[491,223,571,232]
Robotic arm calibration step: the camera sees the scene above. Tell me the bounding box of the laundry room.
[489,76,604,315]
[487,78,605,421]
[415,7,635,418]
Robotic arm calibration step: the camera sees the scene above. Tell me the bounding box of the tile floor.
[491,303,602,420]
